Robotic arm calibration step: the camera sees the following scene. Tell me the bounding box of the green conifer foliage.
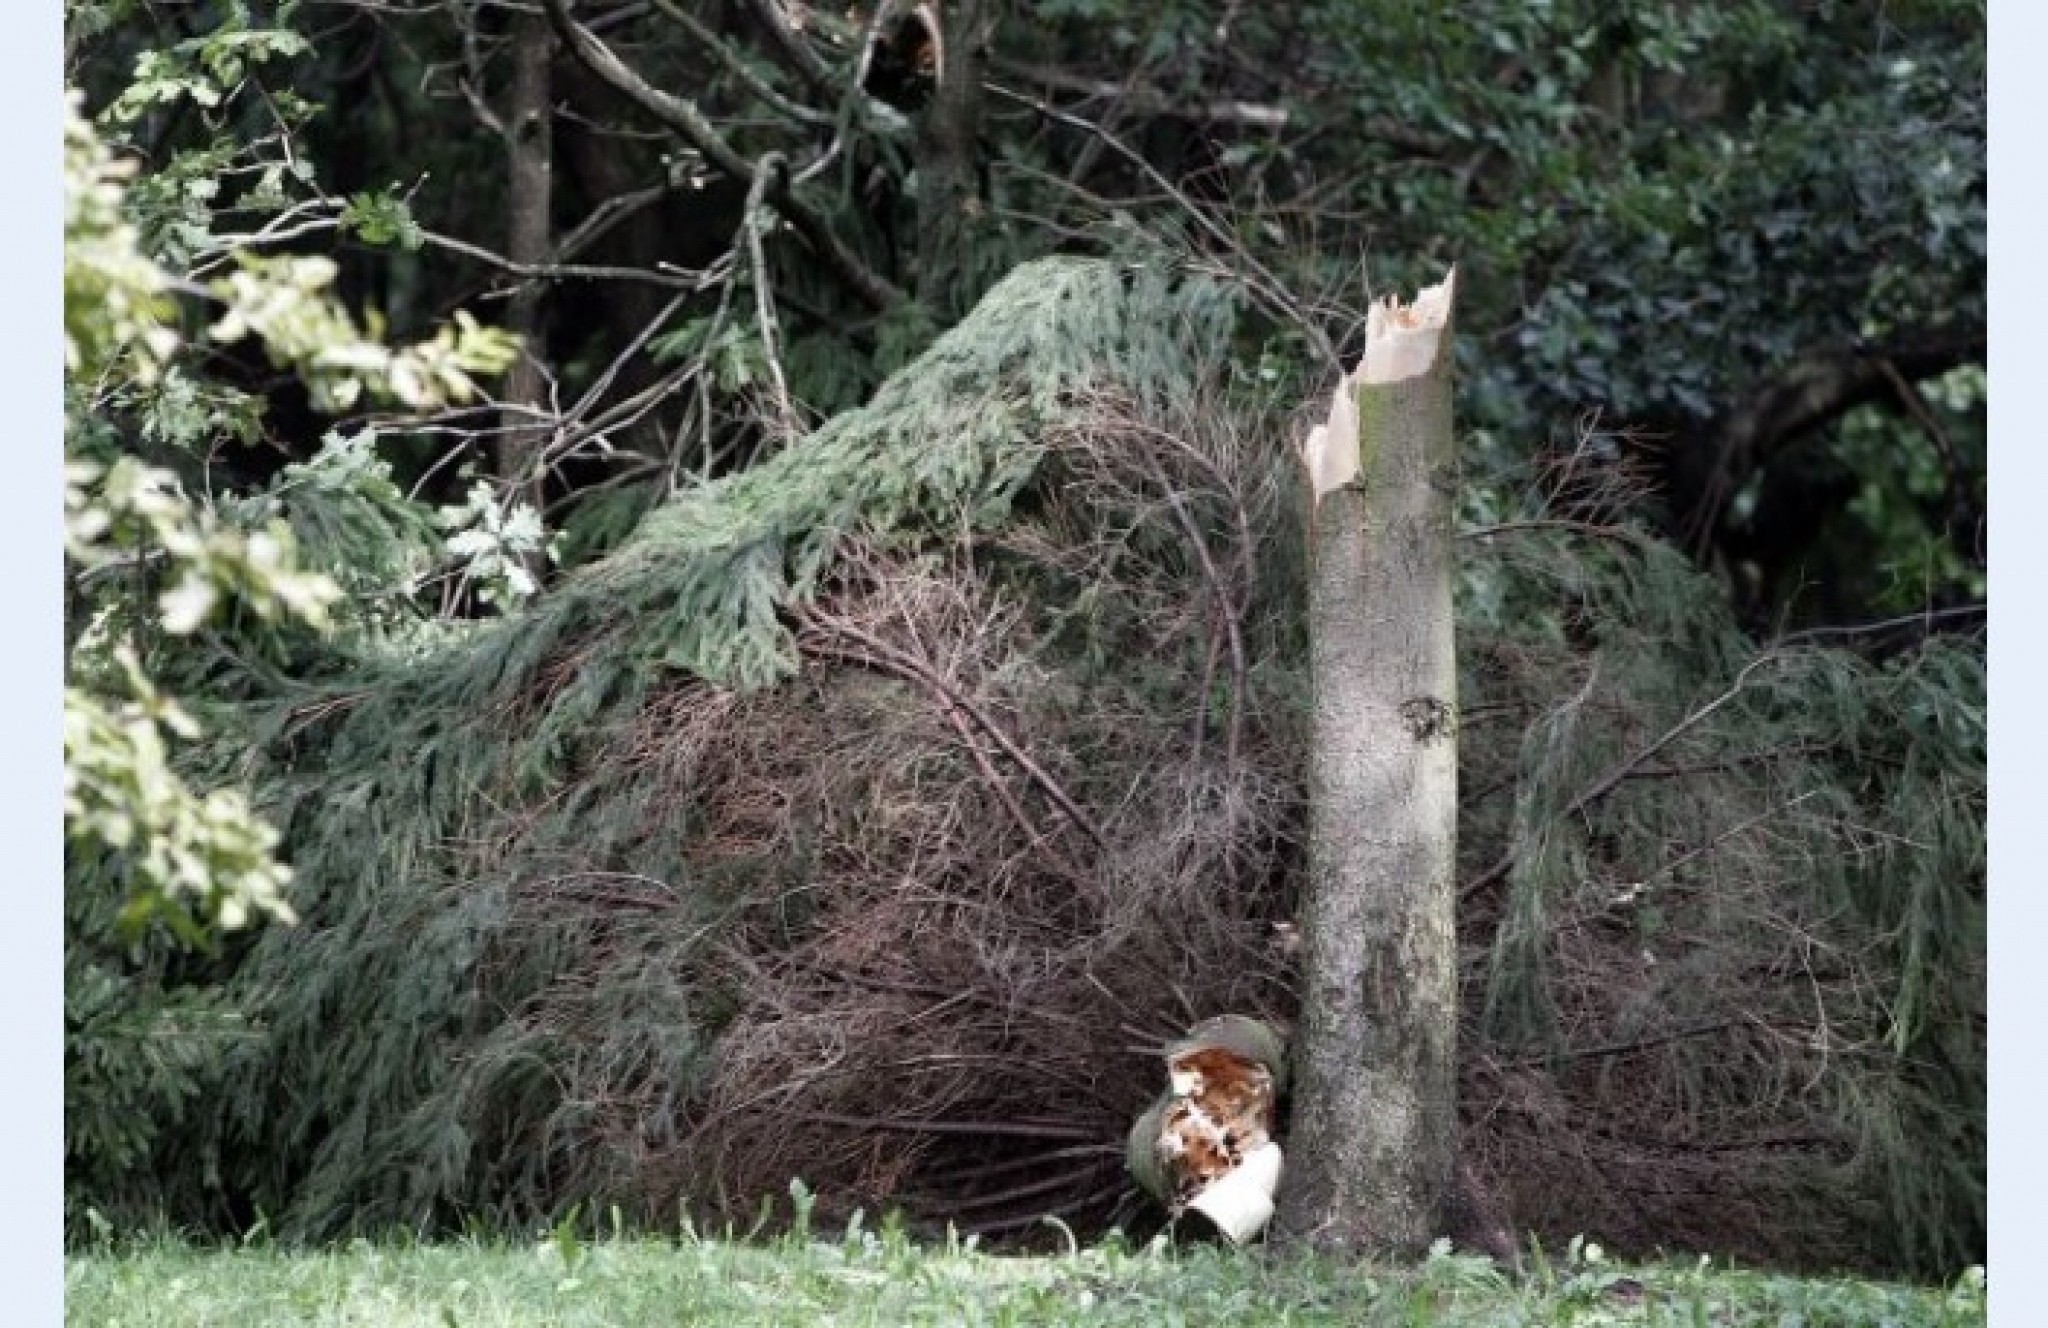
[66,258,1980,1277]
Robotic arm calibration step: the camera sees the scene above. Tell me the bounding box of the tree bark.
[498,10,555,498]
[1275,270,1460,1256]
[912,0,987,315]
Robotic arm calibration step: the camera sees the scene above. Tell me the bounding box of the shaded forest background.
[63,0,1985,1279]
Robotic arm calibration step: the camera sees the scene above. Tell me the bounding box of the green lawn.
[65,1225,1986,1327]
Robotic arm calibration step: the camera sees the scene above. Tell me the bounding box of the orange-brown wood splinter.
[1156,1045,1278,1204]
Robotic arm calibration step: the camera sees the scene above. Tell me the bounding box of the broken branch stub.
[1302,268,1456,501]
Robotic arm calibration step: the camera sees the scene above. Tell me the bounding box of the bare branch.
[1680,335,1984,551]
[542,0,907,310]
[552,178,680,265]
[1459,518,1655,547]
[742,0,838,99]
[743,155,800,436]
[1876,355,1983,548]
[797,607,1110,852]
[417,227,714,288]
[649,0,834,127]
[987,80,1336,369]
[1773,602,1986,648]
[989,56,1290,130]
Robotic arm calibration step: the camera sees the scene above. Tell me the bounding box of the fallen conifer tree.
[66,256,1983,1277]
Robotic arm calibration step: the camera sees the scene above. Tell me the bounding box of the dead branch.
[989,55,1290,129]
[742,154,800,436]
[1678,336,1983,552]
[796,608,1109,851]
[415,226,716,289]
[542,0,908,311]
[984,80,1336,369]
[650,0,833,127]
[742,0,839,99]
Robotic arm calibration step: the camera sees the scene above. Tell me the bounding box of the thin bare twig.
[989,56,1290,129]
[797,609,1109,851]
[417,226,716,288]
[1877,355,1981,544]
[1462,654,1783,902]
[1460,518,1655,547]
[1773,602,1986,648]
[743,154,800,437]
[1137,445,1246,772]
[650,0,834,127]
[985,80,1336,369]
[741,0,838,98]
[542,0,907,310]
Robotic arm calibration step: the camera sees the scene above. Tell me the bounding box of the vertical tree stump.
[1276,270,1460,1256]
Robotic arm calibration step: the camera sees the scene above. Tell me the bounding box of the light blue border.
[1988,0,2033,1320]
[14,3,64,1325]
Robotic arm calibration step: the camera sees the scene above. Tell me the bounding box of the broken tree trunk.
[1275,270,1460,1256]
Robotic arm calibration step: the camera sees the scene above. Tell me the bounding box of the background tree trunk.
[498,11,554,498]
[1276,272,1460,1256]
[912,0,987,316]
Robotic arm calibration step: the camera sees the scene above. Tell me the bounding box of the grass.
[65,1209,1988,1328]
